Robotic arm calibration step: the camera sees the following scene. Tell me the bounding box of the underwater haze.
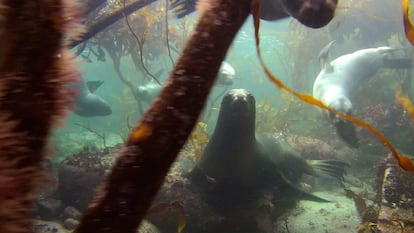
[41,0,414,232]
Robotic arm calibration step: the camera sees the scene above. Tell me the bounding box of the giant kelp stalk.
[74,0,252,232]
[0,1,81,233]
[70,0,157,48]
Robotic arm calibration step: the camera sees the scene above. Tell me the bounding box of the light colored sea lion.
[313,43,412,147]
[135,61,236,103]
[191,89,348,209]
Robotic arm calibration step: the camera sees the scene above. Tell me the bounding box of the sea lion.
[191,89,348,210]
[170,0,337,28]
[73,77,112,117]
[136,61,236,103]
[313,43,413,147]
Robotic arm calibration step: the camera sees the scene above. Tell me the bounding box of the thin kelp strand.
[251,3,414,172]
[396,85,414,122]
[402,0,414,45]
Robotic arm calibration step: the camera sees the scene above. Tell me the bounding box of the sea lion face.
[327,96,352,123]
[136,83,162,102]
[222,89,256,119]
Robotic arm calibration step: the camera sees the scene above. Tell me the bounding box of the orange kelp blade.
[147,201,187,233]
[250,0,414,172]
[396,85,414,123]
[402,0,414,45]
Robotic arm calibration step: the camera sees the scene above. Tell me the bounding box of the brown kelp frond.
[0,113,45,233]
[250,0,414,172]
[402,0,414,45]
[74,0,251,232]
[196,0,220,16]
[395,85,414,124]
[164,0,175,67]
[62,0,86,45]
[0,1,81,232]
[122,0,162,85]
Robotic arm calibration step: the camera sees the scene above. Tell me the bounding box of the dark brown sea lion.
[170,0,337,28]
[191,89,348,211]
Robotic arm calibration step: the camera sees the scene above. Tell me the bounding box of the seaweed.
[74,0,252,232]
[0,1,82,232]
[187,122,210,162]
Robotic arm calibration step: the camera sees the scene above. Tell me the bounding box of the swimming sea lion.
[313,43,413,147]
[136,62,236,103]
[191,89,348,210]
[216,61,236,86]
[73,77,112,117]
[170,0,337,28]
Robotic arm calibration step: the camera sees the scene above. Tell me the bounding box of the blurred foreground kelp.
[1,0,251,233]
[0,1,82,232]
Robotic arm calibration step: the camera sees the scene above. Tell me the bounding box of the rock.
[137,220,161,233]
[33,220,69,233]
[375,154,414,232]
[57,148,116,210]
[63,218,79,230]
[64,206,82,220]
[35,198,63,220]
[58,164,104,210]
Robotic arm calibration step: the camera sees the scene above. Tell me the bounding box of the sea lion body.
[73,78,112,117]
[170,0,337,28]
[194,89,347,206]
[313,47,394,119]
[313,45,412,146]
[136,62,235,103]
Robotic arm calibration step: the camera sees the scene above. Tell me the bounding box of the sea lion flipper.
[334,120,359,148]
[189,165,217,189]
[383,58,413,69]
[307,159,349,184]
[292,188,331,203]
[86,80,104,93]
[318,40,335,70]
[169,0,196,18]
[278,172,331,203]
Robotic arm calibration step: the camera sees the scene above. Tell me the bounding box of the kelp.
[0,1,82,232]
[255,101,278,133]
[396,85,414,124]
[402,0,414,45]
[251,0,414,172]
[122,0,162,84]
[74,0,252,232]
[69,0,158,48]
[188,122,209,162]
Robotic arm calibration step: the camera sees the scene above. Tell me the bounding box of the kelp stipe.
[0,1,83,232]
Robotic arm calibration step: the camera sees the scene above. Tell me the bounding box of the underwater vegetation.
[3,1,414,233]
[75,0,197,119]
[0,1,83,232]
[186,122,210,162]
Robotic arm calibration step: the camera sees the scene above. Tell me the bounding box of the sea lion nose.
[230,95,250,112]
